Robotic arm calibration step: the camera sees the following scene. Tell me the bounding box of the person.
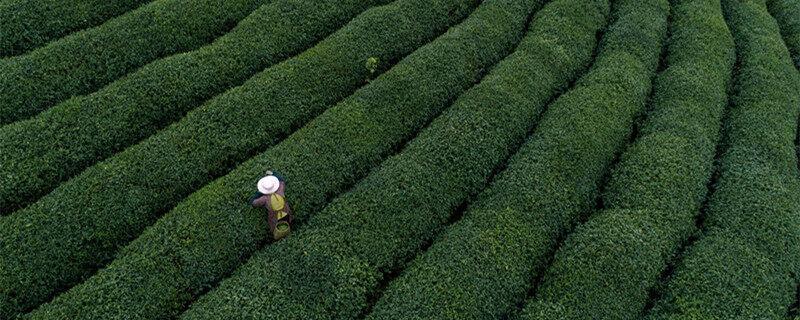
[250,171,293,240]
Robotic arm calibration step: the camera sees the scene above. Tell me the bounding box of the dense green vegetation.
[177,0,670,318]
[18,0,532,317]
[0,0,482,316]
[0,0,153,57]
[3,0,800,317]
[518,0,735,318]
[0,0,403,215]
[645,0,800,318]
[768,0,800,68]
[0,0,266,125]
[170,1,576,319]
[366,0,668,319]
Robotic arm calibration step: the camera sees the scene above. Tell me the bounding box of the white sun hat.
[257,175,281,194]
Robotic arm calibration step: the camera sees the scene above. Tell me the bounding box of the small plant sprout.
[366,56,380,78]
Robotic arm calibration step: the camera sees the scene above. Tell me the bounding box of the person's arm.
[249,192,265,207]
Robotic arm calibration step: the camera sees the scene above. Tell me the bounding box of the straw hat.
[257,175,280,194]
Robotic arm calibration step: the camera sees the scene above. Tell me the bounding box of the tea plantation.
[1,0,799,319]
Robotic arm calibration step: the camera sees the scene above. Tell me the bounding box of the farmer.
[250,171,293,240]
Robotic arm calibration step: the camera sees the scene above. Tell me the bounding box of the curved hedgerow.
[0,0,267,125]
[19,0,531,318]
[645,0,800,318]
[0,0,404,215]
[518,0,736,319]
[767,0,800,68]
[0,0,476,315]
[366,1,668,319]
[0,0,154,57]
[167,1,580,319]
[179,0,669,319]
